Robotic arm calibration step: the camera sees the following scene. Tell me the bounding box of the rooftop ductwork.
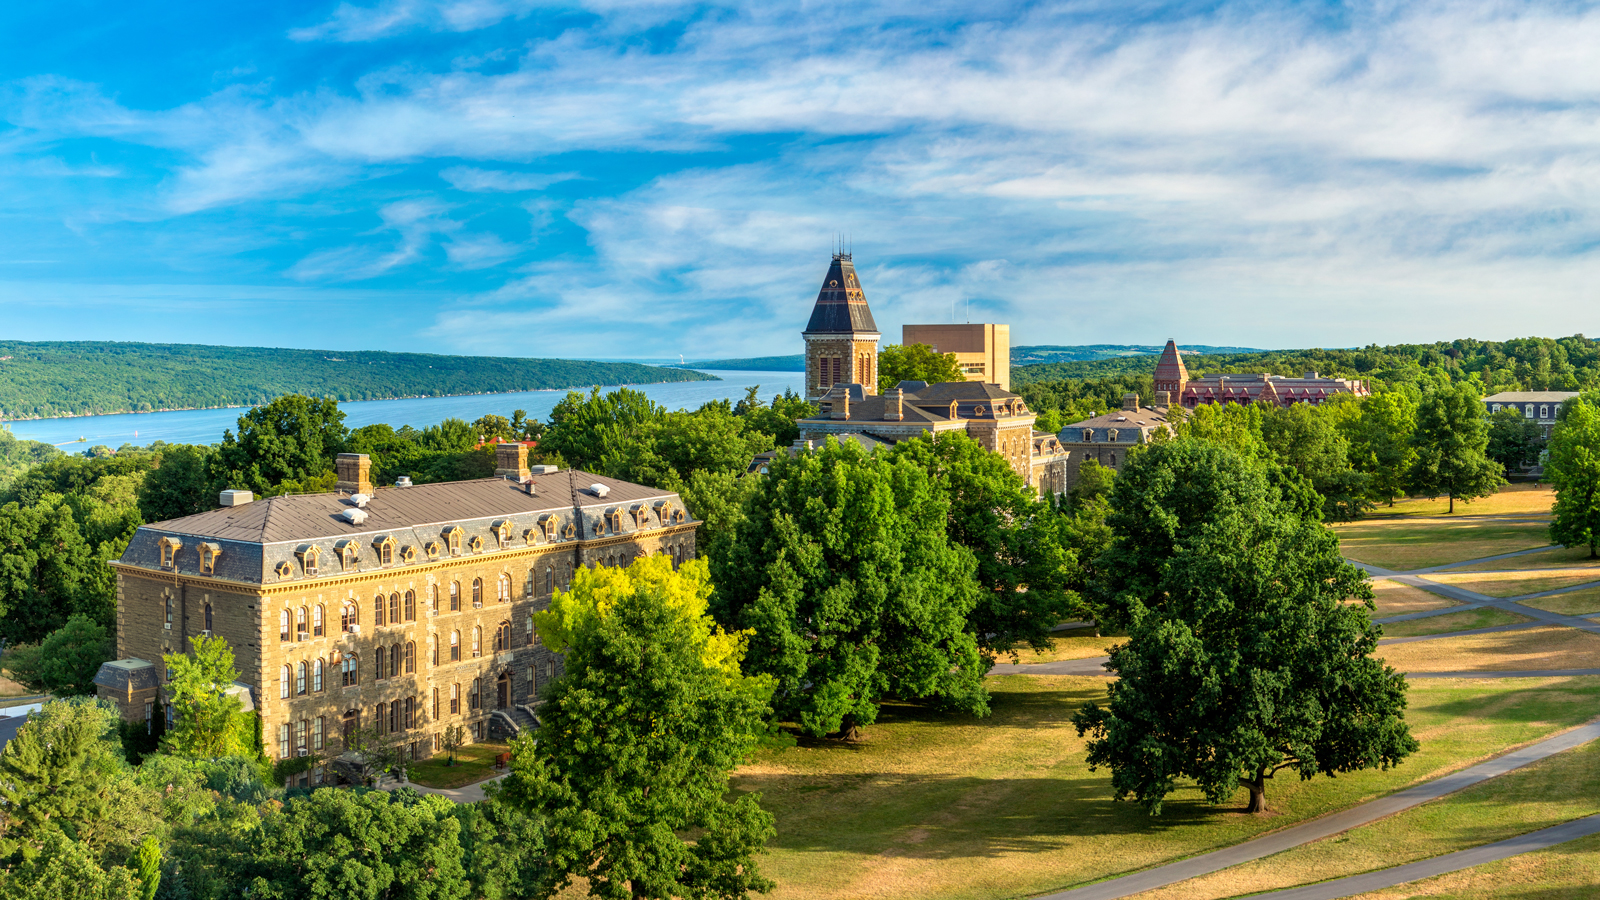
[219,489,253,507]
[341,508,368,525]
[589,483,610,498]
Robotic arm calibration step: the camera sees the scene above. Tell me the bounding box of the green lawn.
[1452,544,1598,572]
[1354,830,1600,898]
[407,740,509,790]
[1335,519,1555,571]
[733,675,1600,900]
[1380,607,1531,639]
[1518,586,1600,616]
[1423,570,1600,598]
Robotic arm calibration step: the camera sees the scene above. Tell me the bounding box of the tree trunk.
[1240,769,1269,813]
[1448,493,1455,514]
[1589,539,1597,561]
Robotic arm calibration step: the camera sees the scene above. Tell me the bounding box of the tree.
[161,635,255,759]
[876,343,963,394]
[1547,398,1600,559]
[450,790,549,900]
[136,446,215,524]
[35,614,112,696]
[470,415,516,444]
[736,388,816,447]
[1073,440,1416,814]
[339,721,407,786]
[710,438,988,738]
[0,832,143,900]
[133,836,161,900]
[1408,383,1505,512]
[889,432,1081,658]
[1487,407,1545,474]
[540,388,665,473]
[0,498,98,643]
[245,788,470,900]
[440,724,467,766]
[504,556,774,900]
[1259,402,1372,521]
[1343,390,1418,507]
[208,395,348,496]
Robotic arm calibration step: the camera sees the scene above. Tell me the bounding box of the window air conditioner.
[298,632,310,641]
[200,629,212,638]
[297,749,308,757]
[347,624,361,635]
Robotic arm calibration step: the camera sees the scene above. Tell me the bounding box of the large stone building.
[96,446,697,782]
[1055,393,1173,492]
[900,323,1011,391]
[803,253,880,401]
[1484,391,1578,438]
[1151,339,1370,407]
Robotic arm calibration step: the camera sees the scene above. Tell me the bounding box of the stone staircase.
[487,703,542,741]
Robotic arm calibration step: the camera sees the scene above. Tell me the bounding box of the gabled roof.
[804,254,879,334]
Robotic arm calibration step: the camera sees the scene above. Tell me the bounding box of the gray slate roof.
[1484,392,1580,403]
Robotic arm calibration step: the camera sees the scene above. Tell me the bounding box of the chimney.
[1121,393,1139,412]
[885,388,904,421]
[335,453,373,495]
[1153,390,1172,408]
[494,442,530,480]
[833,390,851,420]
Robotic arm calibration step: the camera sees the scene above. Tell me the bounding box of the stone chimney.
[833,390,851,420]
[885,388,904,421]
[1121,393,1139,412]
[494,442,530,480]
[1153,390,1172,408]
[336,453,373,495]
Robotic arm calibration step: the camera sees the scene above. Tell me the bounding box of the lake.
[3,369,804,448]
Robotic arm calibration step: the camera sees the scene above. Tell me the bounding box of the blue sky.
[3,1,1599,359]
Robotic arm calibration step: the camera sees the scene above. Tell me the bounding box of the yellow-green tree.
[161,635,255,759]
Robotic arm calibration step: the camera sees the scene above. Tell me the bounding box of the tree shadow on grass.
[1419,677,1600,726]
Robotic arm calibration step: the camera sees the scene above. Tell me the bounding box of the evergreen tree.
[1407,383,1504,512]
[0,833,142,900]
[161,636,254,760]
[1547,398,1600,559]
[711,438,988,737]
[1074,440,1416,814]
[132,837,161,900]
[505,556,774,900]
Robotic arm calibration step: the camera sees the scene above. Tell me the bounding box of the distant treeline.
[0,341,716,419]
[687,354,806,371]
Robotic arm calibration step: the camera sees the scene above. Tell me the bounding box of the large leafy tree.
[34,615,112,696]
[0,832,143,900]
[600,404,774,490]
[505,556,774,900]
[710,438,988,738]
[244,788,470,900]
[539,387,665,473]
[1074,440,1416,814]
[161,636,255,760]
[876,343,963,394]
[1547,397,1600,559]
[137,445,215,524]
[1342,390,1418,507]
[889,432,1081,658]
[0,498,98,642]
[1486,407,1546,474]
[1407,383,1505,512]
[735,387,816,447]
[208,395,348,496]
[1259,402,1372,521]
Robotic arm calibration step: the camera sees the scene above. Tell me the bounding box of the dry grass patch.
[1380,607,1531,639]
[1378,627,1600,673]
[1518,587,1600,616]
[1451,544,1600,572]
[1422,570,1600,598]
[1349,829,1600,899]
[1365,484,1555,519]
[1007,631,1126,664]
[736,677,1600,900]
[1130,692,1600,900]
[1335,519,1554,571]
[1365,580,1459,617]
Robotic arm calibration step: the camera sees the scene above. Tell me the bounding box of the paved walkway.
[377,771,509,803]
[1037,718,1600,900]
[1243,812,1600,899]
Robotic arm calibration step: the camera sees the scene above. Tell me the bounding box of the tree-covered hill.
[0,341,716,419]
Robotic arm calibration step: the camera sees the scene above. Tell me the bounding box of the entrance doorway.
[496,671,511,709]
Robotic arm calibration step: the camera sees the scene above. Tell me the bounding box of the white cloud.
[439,166,579,192]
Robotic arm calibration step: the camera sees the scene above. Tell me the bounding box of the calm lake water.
[4,369,804,448]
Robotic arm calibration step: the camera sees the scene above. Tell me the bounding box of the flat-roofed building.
[97,445,698,784]
[901,323,1011,391]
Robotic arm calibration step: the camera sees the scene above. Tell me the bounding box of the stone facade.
[100,448,697,780]
[1056,393,1174,493]
[1484,391,1578,438]
[803,253,880,400]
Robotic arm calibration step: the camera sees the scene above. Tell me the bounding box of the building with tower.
[1152,339,1189,406]
[803,253,880,401]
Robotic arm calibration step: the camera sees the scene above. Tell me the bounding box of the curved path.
[1035,719,1600,900]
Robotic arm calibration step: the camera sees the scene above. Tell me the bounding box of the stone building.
[803,253,880,401]
[97,446,697,783]
[1484,391,1578,438]
[1152,339,1370,407]
[1056,393,1173,493]
[900,323,1011,391]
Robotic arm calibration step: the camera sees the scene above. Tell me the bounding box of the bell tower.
[1153,339,1189,407]
[802,252,881,401]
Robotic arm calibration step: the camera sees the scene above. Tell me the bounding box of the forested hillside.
[0,341,715,419]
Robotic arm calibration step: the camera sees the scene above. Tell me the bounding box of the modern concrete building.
[900,323,1011,392]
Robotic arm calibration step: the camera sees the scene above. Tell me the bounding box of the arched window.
[342,655,359,687]
[448,528,462,555]
[279,609,290,642]
[342,709,359,742]
[450,630,460,662]
[428,584,439,613]
[526,614,536,647]
[374,646,387,680]
[450,683,460,715]
[373,593,386,627]
[404,590,416,621]
[450,581,460,612]
[380,540,394,566]
[389,643,401,678]
[203,603,214,633]
[546,564,553,595]
[313,658,324,692]
[280,665,291,699]
[472,626,482,657]
[376,701,388,735]
[342,602,357,632]
[404,641,415,674]
[403,697,415,730]
[295,606,306,638]
[165,594,173,628]
[497,574,510,603]
[428,634,438,667]
[472,578,483,608]
[493,621,507,652]
[388,701,399,734]
[296,662,307,696]
[389,592,401,625]
[314,605,325,637]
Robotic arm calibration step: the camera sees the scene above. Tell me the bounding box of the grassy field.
[1380,607,1531,639]
[1335,518,1555,571]
[1453,545,1596,572]
[733,676,1600,900]
[407,740,509,789]
[1347,830,1600,899]
[1377,627,1600,674]
[1422,570,1600,598]
[1130,700,1600,900]
[1008,631,1125,663]
[1518,586,1600,616]
[1368,579,1460,617]
[1366,484,1556,519]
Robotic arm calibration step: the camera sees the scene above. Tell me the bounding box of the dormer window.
[444,526,463,555]
[374,535,396,566]
[562,521,577,540]
[159,537,183,569]
[468,535,484,554]
[493,521,512,549]
[539,515,559,542]
[631,505,648,528]
[425,541,441,561]
[198,542,221,576]
[1108,429,1119,442]
[296,544,321,577]
[275,560,293,579]
[670,508,686,525]
[1082,429,1093,442]
[400,545,416,564]
[335,540,359,570]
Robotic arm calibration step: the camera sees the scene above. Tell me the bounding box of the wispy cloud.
[440,166,580,192]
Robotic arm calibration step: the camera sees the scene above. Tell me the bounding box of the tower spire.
[801,251,881,401]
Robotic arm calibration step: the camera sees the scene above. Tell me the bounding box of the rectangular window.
[450,684,460,715]
[295,719,307,753]
[313,716,324,750]
[546,660,555,680]
[389,702,399,734]
[528,666,536,699]
[404,697,415,730]
[277,723,290,760]
[144,700,154,733]
[376,701,388,735]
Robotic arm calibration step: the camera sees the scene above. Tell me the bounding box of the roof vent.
[342,508,368,525]
[395,476,413,488]
[589,483,610,498]
[529,464,559,475]
[350,493,370,508]
[219,489,253,507]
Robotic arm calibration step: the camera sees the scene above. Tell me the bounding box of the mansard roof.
[804,254,879,335]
